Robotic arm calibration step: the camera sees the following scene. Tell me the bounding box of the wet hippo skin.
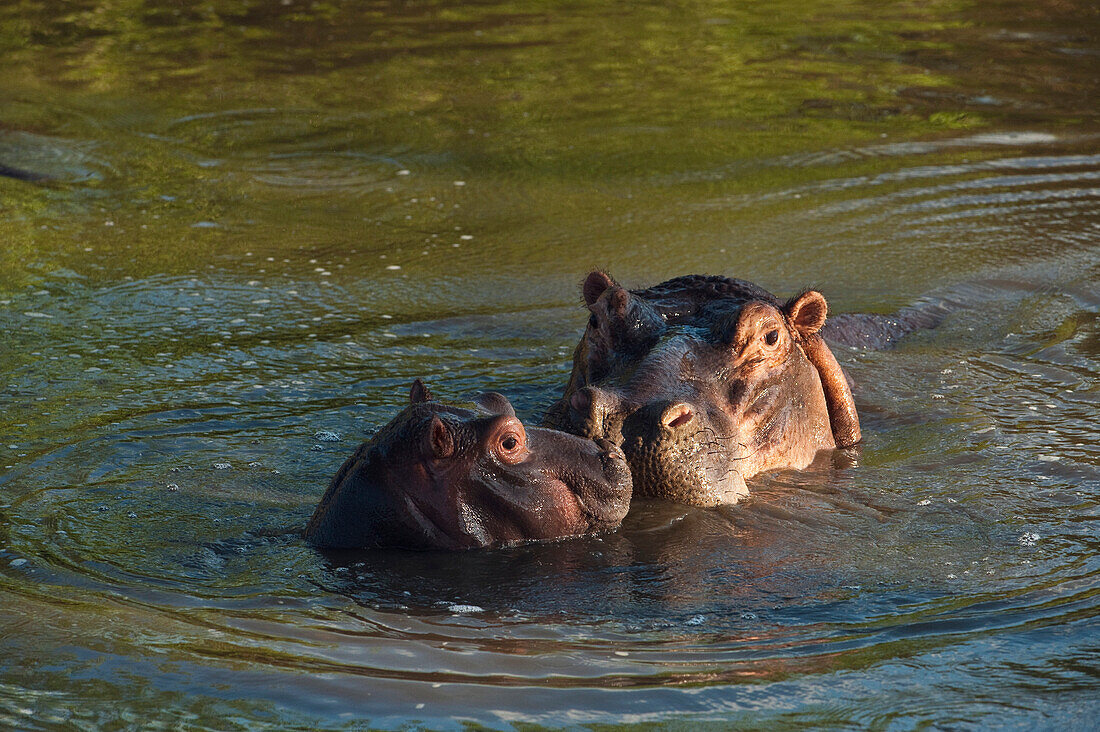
[306,380,632,550]
[544,271,862,508]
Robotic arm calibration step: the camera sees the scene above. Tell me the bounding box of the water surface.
[1,1,1098,729]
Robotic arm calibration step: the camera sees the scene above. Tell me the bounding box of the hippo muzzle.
[564,385,752,507]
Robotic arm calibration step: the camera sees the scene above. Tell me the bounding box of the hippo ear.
[787,291,862,447]
[473,391,516,417]
[785,291,828,337]
[410,379,434,404]
[425,415,454,458]
[583,271,616,307]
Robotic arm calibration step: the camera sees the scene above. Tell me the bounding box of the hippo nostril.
[595,437,624,457]
[570,388,592,415]
[662,404,695,431]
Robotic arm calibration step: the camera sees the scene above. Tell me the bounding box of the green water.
[2,1,1098,729]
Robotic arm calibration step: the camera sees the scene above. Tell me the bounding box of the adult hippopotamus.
[306,380,632,550]
[543,271,862,507]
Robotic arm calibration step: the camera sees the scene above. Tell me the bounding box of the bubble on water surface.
[447,604,484,614]
[314,431,340,442]
[9,559,27,568]
[213,462,232,470]
[685,615,707,626]
[166,483,179,491]
[1019,532,1041,546]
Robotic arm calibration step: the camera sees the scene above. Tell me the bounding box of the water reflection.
[1,0,1098,728]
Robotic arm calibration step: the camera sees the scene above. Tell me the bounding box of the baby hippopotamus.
[305,380,632,550]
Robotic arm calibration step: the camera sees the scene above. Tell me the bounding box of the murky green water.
[2,1,1098,728]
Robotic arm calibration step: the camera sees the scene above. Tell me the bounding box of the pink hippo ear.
[425,415,454,459]
[583,271,617,307]
[410,379,435,404]
[785,290,828,337]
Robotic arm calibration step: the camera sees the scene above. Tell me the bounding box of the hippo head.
[544,271,860,507]
[305,380,632,550]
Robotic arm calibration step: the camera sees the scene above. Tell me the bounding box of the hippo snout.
[594,436,629,482]
[613,401,749,506]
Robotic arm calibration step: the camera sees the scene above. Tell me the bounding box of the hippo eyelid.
[499,427,526,451]
[489,417,529,464]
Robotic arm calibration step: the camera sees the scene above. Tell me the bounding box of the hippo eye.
[764,329,779,346]
[588,314,598,330]
[493,420,528,464]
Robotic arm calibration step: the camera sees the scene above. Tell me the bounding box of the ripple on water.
[2,131,1099,730]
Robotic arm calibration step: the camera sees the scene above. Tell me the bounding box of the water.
[1,1,1098,728]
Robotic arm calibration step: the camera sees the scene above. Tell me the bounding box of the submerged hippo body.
[0,163,46,182]
[306,381,632,550]
[544,272,861,507]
